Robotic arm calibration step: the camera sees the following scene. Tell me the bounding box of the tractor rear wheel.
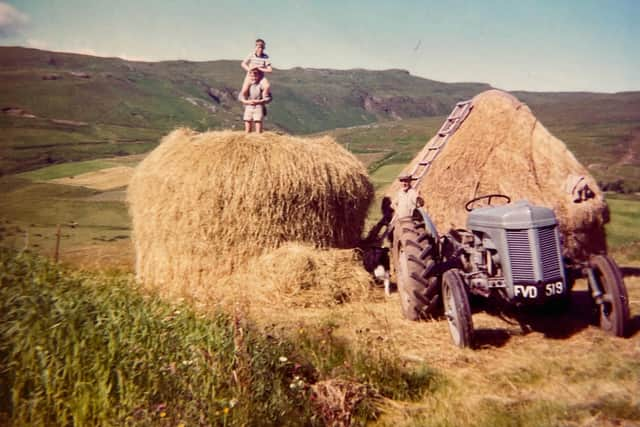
[394,216,440,320]
[442,269,474,348]
[589,254,629,337]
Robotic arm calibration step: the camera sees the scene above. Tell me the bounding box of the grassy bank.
[0,249,437,426]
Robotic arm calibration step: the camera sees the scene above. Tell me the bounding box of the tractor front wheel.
[442,269,474,348]
[589,254,629,337]
[394,217,440,320]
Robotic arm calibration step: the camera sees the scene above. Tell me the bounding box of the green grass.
[370,162,407,190]
[17,159,115,181]
[0,177,131,255]
[606,196,640,249]
[0,249,310,426]
[0,249,439,426]
[606,194,640,262]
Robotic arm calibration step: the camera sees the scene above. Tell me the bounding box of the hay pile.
[127,129,374,300]
[210,243,378,311]
[388,90,608,261]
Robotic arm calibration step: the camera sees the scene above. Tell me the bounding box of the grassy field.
[2,46,639,191]
[606,194,640,265]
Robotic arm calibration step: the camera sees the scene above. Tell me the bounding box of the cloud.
[0,2,29,38]
[26,38,153,62]
[26,38,47,49]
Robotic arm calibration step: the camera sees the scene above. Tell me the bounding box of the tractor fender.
[414,207,439,242]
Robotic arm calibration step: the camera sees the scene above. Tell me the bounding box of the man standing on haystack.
[395,174,423,218]
[238,69,271,133]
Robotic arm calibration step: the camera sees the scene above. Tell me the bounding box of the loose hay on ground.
[387,90,609,261]
[205,243,379,312]
[127,129,374,301]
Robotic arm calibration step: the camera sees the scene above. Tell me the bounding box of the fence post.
[22,229,29,252]
[54,224,61,263]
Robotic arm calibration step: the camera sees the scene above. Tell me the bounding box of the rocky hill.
[1,47,639,190]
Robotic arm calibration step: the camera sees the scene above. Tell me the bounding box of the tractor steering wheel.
[464,194,511,212]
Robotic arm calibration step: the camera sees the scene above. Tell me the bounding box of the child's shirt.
[243,52,271,70]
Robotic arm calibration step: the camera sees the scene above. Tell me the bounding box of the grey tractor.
[389,194,630,348]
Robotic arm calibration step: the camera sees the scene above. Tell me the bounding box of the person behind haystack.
[238,69,271,133]
[362,196,394,295]
[395,174,423,218]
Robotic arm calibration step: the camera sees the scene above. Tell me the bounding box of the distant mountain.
[1,47,639,190]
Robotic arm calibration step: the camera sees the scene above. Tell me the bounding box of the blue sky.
[1,0,638,92]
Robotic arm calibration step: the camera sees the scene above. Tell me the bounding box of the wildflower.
[298,328,304,334]
[223,407,229,415]
[177,423,185,427]
[160,411,167,418]
[229,398,238,408]
[278,356,288,363]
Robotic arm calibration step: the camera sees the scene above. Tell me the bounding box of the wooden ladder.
[409,100,473,186]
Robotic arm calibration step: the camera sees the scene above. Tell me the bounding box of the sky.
[0,0,638,93]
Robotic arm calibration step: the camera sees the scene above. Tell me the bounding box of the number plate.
[544,280,564,297]
[514,280,564,299]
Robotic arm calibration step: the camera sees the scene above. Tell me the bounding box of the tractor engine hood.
[467,200,558,230]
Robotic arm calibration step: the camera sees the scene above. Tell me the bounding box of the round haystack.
[387,90,609,261]
[128,129,374,298]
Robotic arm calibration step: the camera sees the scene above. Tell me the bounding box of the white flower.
[278,356,288,363]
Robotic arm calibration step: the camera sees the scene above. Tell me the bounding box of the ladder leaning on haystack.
[409,100,473,188]
[385,99,473,233]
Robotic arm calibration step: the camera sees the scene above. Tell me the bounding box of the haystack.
[388,90,608,261]
[127,129,374,299]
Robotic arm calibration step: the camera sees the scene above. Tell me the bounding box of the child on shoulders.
[241,38,272,98]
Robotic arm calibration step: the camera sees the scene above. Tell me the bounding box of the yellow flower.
[177,423,185,427]
[223,407,230,415]
[160,411,167,418]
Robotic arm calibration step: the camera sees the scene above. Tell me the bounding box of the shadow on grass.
[470,290,598,345]
[514,290,597,339]
[627,315,640,338]
[621,266,640,276]
[473,328,512,349]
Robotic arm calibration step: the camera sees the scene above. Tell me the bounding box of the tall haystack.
[388,90,608,261]
[128,129,374,298]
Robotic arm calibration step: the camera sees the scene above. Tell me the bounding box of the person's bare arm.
[249,97,269,105]
[258,64,273,73]
[238,91,256,105]
[241,56,251,72]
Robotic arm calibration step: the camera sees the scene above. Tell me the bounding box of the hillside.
[1,46,640,190]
